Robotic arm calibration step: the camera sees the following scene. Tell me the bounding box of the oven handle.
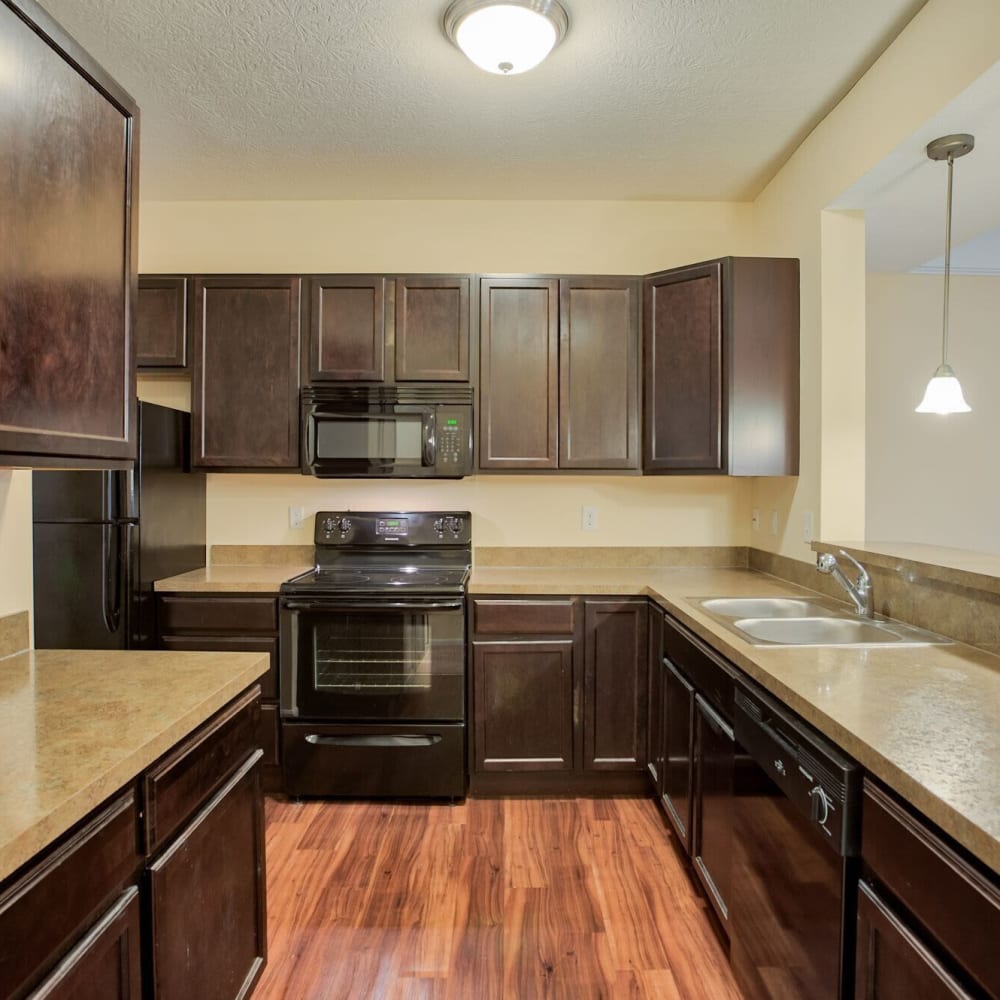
[282,599,464,612]
[305,734,443,748]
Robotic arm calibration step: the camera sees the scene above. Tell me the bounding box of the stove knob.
[433,518,446,534]
[446,516,464,535]
[322,517,336,534]
[339,517,353,534]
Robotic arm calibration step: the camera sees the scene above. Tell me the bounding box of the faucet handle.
[835,548,871,590]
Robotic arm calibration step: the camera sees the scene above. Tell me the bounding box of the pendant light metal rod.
[941,152,954,366]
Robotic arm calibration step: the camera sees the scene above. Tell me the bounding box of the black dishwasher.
[731,686,860,1000]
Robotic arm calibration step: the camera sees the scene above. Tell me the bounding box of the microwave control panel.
[435,406,472,473]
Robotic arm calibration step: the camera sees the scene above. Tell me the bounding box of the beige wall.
[750,0,1000,561]
[139,199,758,552]
[867,273,1000,552]
[0,471,32,621]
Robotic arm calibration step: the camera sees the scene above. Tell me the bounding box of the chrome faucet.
[816,549,874,618]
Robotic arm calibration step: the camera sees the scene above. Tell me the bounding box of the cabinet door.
[855,881,974,1000]
[582,600,647,771]
[661,657,695,856]
[191,276,301,469]
[693,694,734,930]
[308,275,385,381]
[28,887,142,1000]
[559,278,640,469]
[643,262,723,472]
[395,276,470,381]
[137,277,189,370]
[0,0,137,464]
[472,640,573,771]
[646,607,663,792]
[148,752,266,1000]
[479,278,559,469]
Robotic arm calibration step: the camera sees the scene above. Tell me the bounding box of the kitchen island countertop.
[470,565,1000,875]
[0,647,269,882]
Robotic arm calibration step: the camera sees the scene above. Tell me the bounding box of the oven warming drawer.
[282,722,466,799]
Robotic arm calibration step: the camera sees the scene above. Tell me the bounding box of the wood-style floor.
[254,796,743,1000]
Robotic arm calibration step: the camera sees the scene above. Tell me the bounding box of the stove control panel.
[315,511,471,546]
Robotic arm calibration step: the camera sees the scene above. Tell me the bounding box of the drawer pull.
[305,734,442,748]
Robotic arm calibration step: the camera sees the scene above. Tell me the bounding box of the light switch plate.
[289,505,306,529]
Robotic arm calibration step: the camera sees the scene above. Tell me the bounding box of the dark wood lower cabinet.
[149,752,266,1000]
[646,608,664,790]
[692,693,734,931]
[472,640,574,772]
[29,887,142,1000]
[660,657,695,856]
[855,881,974,1000]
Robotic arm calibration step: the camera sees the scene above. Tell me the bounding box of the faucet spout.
[816,549,874,618]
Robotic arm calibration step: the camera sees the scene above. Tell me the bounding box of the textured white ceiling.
[41,0,927,201]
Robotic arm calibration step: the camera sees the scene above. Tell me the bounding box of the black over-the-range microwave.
[301,386,474,478]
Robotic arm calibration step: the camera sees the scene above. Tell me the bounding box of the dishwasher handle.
[735,688,859,857]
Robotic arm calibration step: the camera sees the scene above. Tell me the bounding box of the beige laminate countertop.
[154,564,311,592]
[470,566,1000,875]
[0,648,270,883]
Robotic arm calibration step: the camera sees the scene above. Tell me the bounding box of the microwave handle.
[422,412,436,467]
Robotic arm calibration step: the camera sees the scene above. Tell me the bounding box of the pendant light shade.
[444,0,569,75]
[915,133,974,415]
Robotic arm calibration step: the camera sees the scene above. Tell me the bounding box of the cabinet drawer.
[862,781,1000,999]
[0,792,140,999]
[662,616,734,720]
[258,703,280,768]
[160,635,278,700]
[473,599,575,635]
[158,596,278,634]
[144,687,260,855]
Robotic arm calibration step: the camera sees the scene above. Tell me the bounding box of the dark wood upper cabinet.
[479,277,559,469]
[136,276,189,370]
[308,275,386,381]
[395,276,470,381]
[644,257,799,476]
[0,0,138,467]
[560,278,640,469]
[191,276,301,469]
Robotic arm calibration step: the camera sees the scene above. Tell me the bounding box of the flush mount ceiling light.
[443,0,569,75]
[915,133,975,415]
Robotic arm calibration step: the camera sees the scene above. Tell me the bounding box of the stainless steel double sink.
[691,596,950,647]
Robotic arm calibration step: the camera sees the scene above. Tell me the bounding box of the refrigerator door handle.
[102,522,122,634]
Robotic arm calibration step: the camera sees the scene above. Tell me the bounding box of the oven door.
[304,405,436,477]
[280,597,465,721]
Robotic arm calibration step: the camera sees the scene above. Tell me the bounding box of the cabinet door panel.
[646,608,664,792]
[472,640,573,771]
[395,276,470,381]
[661,657,695,856]
[309,276,385,381]
[149,753,266,1000]
[583,600,647,771]
[644,263,722,472]
[0,0,136,462]
[479,278,559,469]
[855,881,974,1000]
[28,887,142,1000]
[192,276,301,468]
[136,277,189,369]
[693,694,734,930]
[559,278,639,469]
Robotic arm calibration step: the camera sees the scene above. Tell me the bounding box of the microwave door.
[312,410,433,474]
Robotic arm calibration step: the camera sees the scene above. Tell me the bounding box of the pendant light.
[444,0,569,75]
[915,133,974,414]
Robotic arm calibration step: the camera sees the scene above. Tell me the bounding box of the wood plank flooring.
[254,796,743,1000]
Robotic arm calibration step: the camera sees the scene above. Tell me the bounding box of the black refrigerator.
[32,402,207,649]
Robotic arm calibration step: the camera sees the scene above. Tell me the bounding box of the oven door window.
[291,605,464,721]
[314,414,426,466]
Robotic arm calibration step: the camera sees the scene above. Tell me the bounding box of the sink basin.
[730,616,949,647]
[698,597,840,619]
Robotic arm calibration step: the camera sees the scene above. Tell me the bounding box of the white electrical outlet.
[770,510,779,536]
[803,511,814,543]
[289,505,306,529]
[582,506,599,531]
[751,508,760,531]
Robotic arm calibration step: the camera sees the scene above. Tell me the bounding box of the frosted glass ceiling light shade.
[915,364,971,414]
[915,133,975,415]
[444,0,569,75]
